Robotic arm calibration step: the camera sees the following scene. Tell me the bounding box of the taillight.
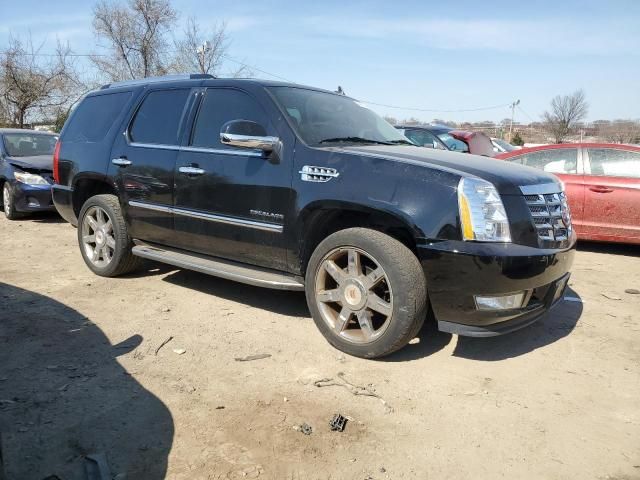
[53,140,61,184]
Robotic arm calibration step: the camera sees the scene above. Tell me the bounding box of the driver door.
[172,87,294,270]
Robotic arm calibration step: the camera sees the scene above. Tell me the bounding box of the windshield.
[3,133,57,157]
[436,133,469,152]
[268,87,409,146]
[493,138,516,152]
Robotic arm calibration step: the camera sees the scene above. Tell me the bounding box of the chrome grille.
[524,191,571,241]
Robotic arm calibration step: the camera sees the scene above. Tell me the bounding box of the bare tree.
[597,119,640,144]
[0,35,80,128]
[92,0,177,81]
[172,17,251,77]
[542,90,588,143]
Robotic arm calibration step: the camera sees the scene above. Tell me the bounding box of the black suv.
[53,74,575,358]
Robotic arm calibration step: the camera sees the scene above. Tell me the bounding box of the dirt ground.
[0,212,639,480]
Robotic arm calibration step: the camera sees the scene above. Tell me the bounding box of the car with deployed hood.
[396,124,496,156]
[0,129,58,219]
[52,74,575,358]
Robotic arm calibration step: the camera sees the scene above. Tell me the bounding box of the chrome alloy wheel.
[81,206,116,268]
[3,184,10,214]
[314,247,393,344]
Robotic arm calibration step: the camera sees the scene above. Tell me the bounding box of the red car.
[496,143,640,245]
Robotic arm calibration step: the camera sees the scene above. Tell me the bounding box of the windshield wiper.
[318,137,393,145]
[387,139,414,145]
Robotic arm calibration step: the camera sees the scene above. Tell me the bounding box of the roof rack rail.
[100,73,215,89]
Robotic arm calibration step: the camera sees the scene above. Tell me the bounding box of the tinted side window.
[130,89,190,145]
[63,91,132,142]
[191,89,268,149]
[514,149,578,174]
[588,149,640,178]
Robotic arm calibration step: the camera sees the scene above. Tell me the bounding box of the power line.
[517,105,537,123]
[357,100,512,113]
[0,49,514,114]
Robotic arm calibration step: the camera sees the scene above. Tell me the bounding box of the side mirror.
[220,120,279,153]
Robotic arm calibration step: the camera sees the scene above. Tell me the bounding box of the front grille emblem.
[525,191,572,241]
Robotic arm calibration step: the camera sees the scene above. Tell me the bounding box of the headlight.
[14,171,49,185]
[458,177,511,242]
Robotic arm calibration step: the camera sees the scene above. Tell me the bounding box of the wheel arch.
[72,173,119,218]
[294,201,424,275]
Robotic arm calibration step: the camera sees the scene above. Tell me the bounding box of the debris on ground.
[625,288,640,295]
[234,353,271,362]
[329,414,348,432]
[216,405,225,410]
[172,348,186,355]
[299,423,313,435]
[601,293,622,300]
[154,336,174,355]
[84,453,112,480]
[314,372,393,413]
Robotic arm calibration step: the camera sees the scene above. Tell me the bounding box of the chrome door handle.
[179,166,205,175]
[112,158,132,166]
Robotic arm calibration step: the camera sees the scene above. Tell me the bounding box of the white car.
[491,138,521,153]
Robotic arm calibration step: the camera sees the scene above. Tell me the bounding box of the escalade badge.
[250,210,284,221]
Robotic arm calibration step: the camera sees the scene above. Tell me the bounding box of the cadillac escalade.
[52,74,575,358]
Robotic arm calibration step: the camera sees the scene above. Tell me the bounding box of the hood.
[334,145,560,195]
[5,155,53,172]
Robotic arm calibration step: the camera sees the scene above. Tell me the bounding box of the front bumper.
[418,237,576,336]
[11,182,55,212]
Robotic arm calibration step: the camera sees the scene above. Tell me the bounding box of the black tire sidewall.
[77,195,130,277]
[305,228,427,359]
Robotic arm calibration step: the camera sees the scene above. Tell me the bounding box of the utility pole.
[196,41,211,74]
[509,99,520,142]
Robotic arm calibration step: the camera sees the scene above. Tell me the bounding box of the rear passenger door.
[172,87,292,270]
[582,148,640,241]
[109,88,193,245]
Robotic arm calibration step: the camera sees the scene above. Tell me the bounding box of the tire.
[305,227,427,359]
[77,194,142,277]
[3,182,23,220]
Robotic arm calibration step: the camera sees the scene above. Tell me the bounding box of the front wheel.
[77,194,142,277]
[3,183,23,220]
[305,228,427,359]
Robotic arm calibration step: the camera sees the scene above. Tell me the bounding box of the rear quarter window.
[63,91,132,142]
[587,148,640,178]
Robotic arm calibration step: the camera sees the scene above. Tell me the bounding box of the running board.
[132,243,305,291]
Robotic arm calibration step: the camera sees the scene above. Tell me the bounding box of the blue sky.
[2,0,639,123]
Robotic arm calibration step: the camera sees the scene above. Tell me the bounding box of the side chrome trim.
[519,183,563,195]
[128,200,172,213]
[299,165,340,182]
[128,142,181,151]
[126,141,263,158]
[181,145,263,157]
[127,200,283,233]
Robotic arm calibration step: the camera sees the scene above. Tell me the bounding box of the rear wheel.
[305,228,427,358]
[3,183,23,220]
[78,194,142,276]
